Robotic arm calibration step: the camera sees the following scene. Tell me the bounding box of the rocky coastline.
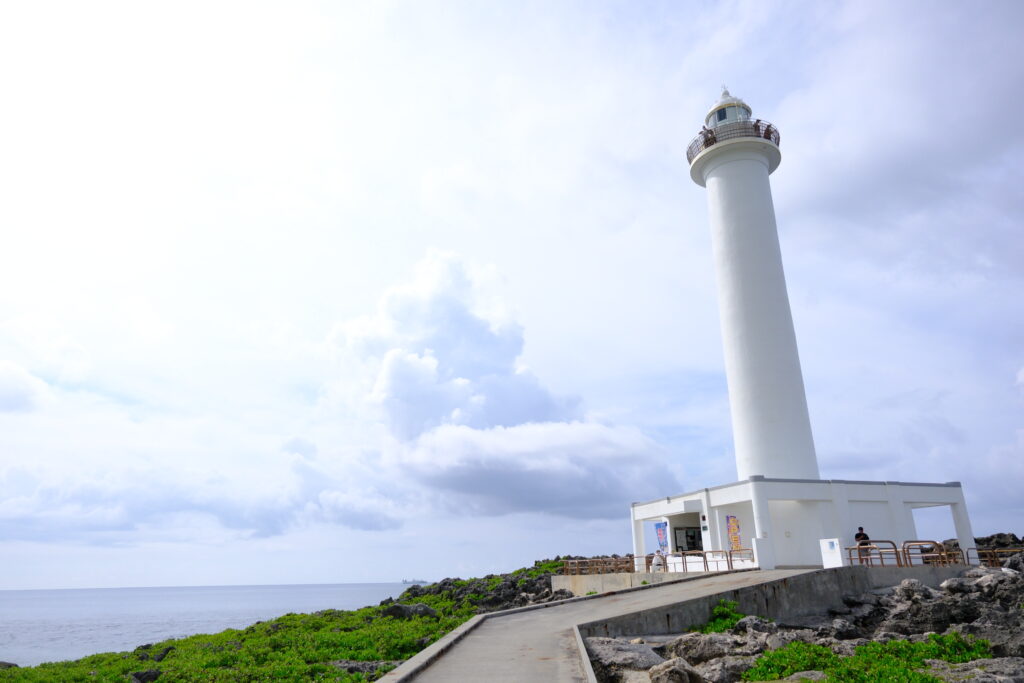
[586,552,1024,682]
[0,558,577,681]
[4,544,1023,681]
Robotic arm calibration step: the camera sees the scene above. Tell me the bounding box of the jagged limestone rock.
[694,654,756,683]
[648,657,706,683]
[585,636,665,682]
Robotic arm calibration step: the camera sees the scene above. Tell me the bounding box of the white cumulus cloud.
[337,250,580,439]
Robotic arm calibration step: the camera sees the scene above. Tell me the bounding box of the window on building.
[717,109,727,122]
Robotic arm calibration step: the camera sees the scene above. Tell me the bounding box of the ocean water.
[0,582,409,668]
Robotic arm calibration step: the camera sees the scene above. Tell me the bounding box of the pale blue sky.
[1,0,1022,588]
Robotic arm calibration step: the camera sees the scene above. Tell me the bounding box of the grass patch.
[511,559,564,579]
[698,599,745,634]
[742,632,992,682]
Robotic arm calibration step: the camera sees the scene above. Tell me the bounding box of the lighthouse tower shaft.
[689,92,819,480]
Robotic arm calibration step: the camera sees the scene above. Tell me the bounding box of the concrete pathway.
[385,569,811,682]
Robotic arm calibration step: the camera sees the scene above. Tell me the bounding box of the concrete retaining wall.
[576,565,963,639]
[553,572,703,595]
[861,565,965,589]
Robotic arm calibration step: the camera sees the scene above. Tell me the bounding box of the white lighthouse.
[688,89,819,481]
[628,90,977,570]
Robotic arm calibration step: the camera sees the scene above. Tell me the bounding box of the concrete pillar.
[752,537,776,570]
[700,488,719,552]
[949,488,976,562]
[748,479,777,569]
[749,478,773,544]
[630,511,645,571]
[884,483,917,543]
[829,482,852,546]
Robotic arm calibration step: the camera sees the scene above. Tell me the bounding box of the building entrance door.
[674,527,704,551]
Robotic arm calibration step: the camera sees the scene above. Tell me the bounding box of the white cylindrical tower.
[687,89,819,480]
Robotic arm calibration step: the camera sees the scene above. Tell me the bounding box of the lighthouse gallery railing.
[686,119,780,164]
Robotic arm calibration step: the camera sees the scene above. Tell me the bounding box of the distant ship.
[402,578,428,585]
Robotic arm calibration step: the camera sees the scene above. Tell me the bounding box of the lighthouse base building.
[630,477,975,569]
[634,91,976,570]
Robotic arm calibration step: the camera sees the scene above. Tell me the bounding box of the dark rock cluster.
[380,602,438,619]
[395,558,577,613]
[327,659,403,675]
[128,671,161,683]
[586,560,1024,682]
[944,533,1023,552]
[133,644,174,662]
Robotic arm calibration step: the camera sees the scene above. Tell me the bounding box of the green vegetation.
[689,601,992,681]
[0,560,565,682]
[510,559,563,579]
[586,591,598,596]
[742,633,992,682]
[0,601,468,682]
[742,642,837,680]
[697,599,746,634]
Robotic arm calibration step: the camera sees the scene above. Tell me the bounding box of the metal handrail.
[681,550,709,572]
[728,548,755,567]
[686,119,780,163]
[704,550,732,571]
[562,557,635,575]
[902,540,944,566]
[563,548,764,576]
[901,540,964,567]
[972,547,1024,567]
[846,540,902,567]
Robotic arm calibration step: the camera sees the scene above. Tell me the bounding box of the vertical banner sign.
[726,515,742,551]
[654,522,669,551]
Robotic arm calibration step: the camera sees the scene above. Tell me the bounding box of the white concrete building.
[631,91,976,568]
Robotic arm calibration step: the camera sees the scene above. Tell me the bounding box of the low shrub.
[742,632,992,682]
[698,599,745,634]
[742,642,838,680]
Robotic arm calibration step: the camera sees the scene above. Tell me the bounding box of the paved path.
[390,569,811,682]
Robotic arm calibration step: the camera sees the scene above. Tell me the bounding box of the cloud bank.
[338,251,676,518]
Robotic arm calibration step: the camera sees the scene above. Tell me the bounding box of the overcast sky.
[1,1,1022,589]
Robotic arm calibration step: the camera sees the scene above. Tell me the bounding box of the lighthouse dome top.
[705,87,752,128]
[687,87,781,183]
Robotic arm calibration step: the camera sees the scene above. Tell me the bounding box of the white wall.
[848,501,900,545]
[768,500,826,566]
[716,501,755,550]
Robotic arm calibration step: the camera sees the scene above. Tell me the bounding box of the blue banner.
[654,521,669,551]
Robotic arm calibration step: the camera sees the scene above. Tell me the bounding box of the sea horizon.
[0,579,421,593]
[0,581,411,668]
